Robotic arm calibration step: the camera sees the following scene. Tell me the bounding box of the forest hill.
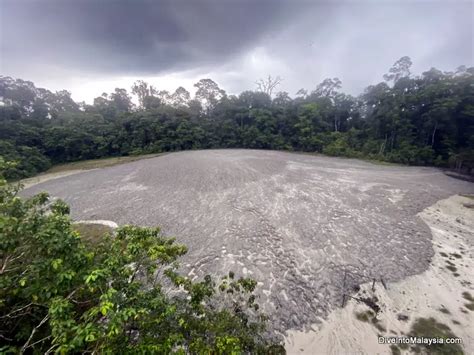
[1,57,473,180]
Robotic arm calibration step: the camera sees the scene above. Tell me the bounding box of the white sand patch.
[115,182,148,192]
[388,188,405,204]
[74,220,118,228]
[285,194,474,354]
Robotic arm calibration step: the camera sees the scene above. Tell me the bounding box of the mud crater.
[23,149,474,333]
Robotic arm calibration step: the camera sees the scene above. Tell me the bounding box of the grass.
[44,153,165,174]
[462,291,474,302]
[408,317,464,355]
[373,320,387,333]
[355,310,373,323]
[354,310,386,332]
[20,153,167,188]
[465,304,474,311]
[73,222,114,245]
[438,306,450,314]
[446,265,457,272]
[445,260,457,273]
[462,292,474,312]
[284,150,402,166]
[390,344,401,355]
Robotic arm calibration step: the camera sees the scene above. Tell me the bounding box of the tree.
[0,159,283,353]
[238,91,272,110]
[171,87,191,108]
[48,90,80,116]
[109,88,133,112]
[311,78,342,98]
[194,79,226,113]
[157,90,171,106]
[332,93,355,132]
[131,80,157,110]
[383,56,412,83]
[295,88,308,99]
[273,91,292,107]
[1,59,473,178]
[0,76,37,115]
[255,75,282,97]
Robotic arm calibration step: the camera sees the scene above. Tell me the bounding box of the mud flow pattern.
[23,149,474,333]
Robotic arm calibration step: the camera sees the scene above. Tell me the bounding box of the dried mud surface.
[23,149,474,333]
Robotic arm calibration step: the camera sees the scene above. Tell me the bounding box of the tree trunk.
[431,121,438,147]
[379,134,387,155]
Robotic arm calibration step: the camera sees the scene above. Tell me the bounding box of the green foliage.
[1,61,474,180]
[0,140,51,180]
[0,160,281,353]
[409,317,464,355]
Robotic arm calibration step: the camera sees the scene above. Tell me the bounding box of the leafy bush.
[0,141,51,180]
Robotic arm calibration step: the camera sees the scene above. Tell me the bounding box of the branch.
[255,75,282,96]
[0,333,13,341]
[23,335,51,351]
[44,343,59,355]
[0,302,46,319]
[0,255,11,274]
[21,314,49,353]
[1,252,26,274]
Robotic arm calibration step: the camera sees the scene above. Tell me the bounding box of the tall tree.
[131,80,157,110]
[311,78,342,98]
[109,88,133,112]
[171,87,191,108]
[383,56,413,83]
[255,75,282,97]
[194,79,226,113]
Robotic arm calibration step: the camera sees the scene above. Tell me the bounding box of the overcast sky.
[1,0,472,103]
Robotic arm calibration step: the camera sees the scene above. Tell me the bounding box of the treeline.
[1,56,473,180]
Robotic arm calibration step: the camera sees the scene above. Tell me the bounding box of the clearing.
[22,149,473,343]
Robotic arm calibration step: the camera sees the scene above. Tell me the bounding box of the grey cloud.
[1,0,301,76]
[0,0,472,99]
[243,1,474,95]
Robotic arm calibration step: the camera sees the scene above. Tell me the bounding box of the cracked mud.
[23,149,474,333]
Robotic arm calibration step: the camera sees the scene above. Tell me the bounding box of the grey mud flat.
[23,149,474,334]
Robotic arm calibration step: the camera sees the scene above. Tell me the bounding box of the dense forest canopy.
[1,57,473,180]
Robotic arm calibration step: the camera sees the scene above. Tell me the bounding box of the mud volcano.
[24,150,474,333]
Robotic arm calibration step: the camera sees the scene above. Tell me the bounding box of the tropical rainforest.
[1,57,473,180]
[1,57,474,353]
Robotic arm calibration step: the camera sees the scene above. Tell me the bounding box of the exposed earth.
[22,149,474,335]
[286,194,474,353]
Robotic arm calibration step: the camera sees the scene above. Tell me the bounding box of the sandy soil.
[285,194,474,354]
[21,149,474,335]
[20,153,165,189]
[21,169,88,189]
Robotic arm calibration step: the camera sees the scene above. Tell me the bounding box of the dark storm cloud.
[0,0,472,100]
[0,0,302,75]
[255,0,474,95]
